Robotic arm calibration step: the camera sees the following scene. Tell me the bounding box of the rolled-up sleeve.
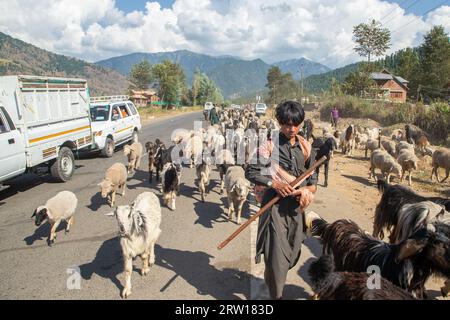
[245,162,271,186]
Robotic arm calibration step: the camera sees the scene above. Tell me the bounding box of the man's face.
[280,122,300,139]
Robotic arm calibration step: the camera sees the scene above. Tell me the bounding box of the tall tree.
[151,60,187,107]
[266,66,283,104]
[419,26,450,94]
[353,19,391,62]
[128,60,153,90]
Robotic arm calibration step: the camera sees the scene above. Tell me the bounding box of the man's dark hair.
[275,101,305,126]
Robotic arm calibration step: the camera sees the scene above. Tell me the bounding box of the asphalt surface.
[0,112,252,300]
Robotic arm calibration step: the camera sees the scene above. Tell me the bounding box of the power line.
[379,0,411,23]
[382,0,422,27]
[390,0,449,35]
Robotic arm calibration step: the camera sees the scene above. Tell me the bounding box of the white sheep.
[354,132,369,150]
[370,149,402,183]
[224,166,251,224]
[397,148,419,186]
[32,191,77,246]
[430,148,450,183]
[364,139,380,158]
[366,127,381,140]
[109,192,162,299]
[98,162,127,207]
[396,141,414,155]
[216,149,235,194]
[124,142,143,174]
[381,139,397,158]
[184,135,203,168]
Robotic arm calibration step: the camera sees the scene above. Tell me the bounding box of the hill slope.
[304,62,360,93]
[0,32,129,95]
[96,50,330,98]
[273,58,331,80]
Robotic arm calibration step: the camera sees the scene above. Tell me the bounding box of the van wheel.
[101,138,115,158]
[131,131,138,144]
[50,147,75,182]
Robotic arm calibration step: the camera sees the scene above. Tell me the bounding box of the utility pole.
[299,64,304,103]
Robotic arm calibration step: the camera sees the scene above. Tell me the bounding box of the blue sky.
[116,0,175,12]
[115,0,447,16]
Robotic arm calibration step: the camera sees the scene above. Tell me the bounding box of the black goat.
[373,179,450,241]
[311,137,338,187]
[307,211,450,299]
[308,255,416,300]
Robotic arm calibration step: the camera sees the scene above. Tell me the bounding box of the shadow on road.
[79,237,123,295]
[87,192,107,212]
[0,165,84,202]
[156,244,250,299]
[342,174,375,187]
[23,222,67,246]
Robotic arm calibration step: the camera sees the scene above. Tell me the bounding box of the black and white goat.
[308,255,416,300]
[373,180,450,241]
[373,179,450,297]
[306,211,450,299]
[341,124,355,156]
[161,162,180,211]
[311,136,338,187]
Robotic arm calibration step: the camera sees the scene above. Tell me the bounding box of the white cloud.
[0,0,448,68]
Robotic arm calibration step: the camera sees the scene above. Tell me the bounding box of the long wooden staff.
[217,155,327,250]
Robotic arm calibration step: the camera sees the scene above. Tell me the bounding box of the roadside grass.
[138,105,203,120]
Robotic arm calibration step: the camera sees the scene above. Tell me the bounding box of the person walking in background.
[209,105,219,126]
[331,106,339,129]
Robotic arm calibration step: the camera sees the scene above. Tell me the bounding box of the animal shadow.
[23,222,67,246]
[79,237,123,295]
[155,245,250,299]
[87,192,106,211]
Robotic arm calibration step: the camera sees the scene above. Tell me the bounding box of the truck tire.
[101,137,115,158]
[50,147,75,182]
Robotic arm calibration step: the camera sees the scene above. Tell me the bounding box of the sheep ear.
[105,211,115,217]
[31,209,37,218]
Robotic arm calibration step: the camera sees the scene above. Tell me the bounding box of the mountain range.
[96,51,331,98]
[0,31,353,99]
[0,32,129,95]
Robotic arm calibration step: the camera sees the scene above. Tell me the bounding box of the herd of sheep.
[28,107,450,300]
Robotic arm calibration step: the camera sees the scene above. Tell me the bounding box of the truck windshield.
[90,105,110,122]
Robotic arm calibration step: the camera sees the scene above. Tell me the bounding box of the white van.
[89,96,142,157]
[0,75,93,187]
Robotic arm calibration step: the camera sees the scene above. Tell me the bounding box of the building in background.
[129,89,159,107]
[370,69,409,103]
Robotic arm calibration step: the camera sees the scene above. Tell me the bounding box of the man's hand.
[293,187,315,209]
[272,180,294,198]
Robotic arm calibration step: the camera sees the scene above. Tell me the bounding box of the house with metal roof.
[370,69,409,103]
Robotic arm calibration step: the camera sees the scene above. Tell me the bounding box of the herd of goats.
[29,107,450,299]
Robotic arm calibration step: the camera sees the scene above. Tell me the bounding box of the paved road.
[0,112,252,300]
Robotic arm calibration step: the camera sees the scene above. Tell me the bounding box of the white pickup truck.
[0,75,93,188]
[89,96,141,157]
